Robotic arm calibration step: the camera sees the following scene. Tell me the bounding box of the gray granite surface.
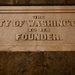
[0,52,75,75]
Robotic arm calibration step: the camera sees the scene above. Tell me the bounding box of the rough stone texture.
[0,1,75,75]
[0,52,75,75]
[0,0,75,5]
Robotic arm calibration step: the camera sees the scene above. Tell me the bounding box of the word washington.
[0,20,75,27]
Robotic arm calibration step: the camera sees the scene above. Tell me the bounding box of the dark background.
[0,0,75,5]
[0,52,75,75]
[0,0,75,75]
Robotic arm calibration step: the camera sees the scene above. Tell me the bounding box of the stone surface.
[0,6,75,51]
[0,1,75,75]
[0,0,75,5]
[0,52,75,75]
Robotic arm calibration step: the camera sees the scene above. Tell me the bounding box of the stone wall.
[0,0,74,5]
[0,52,75,75]
[0,0,75,75]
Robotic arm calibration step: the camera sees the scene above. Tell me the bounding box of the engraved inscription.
[16,34,62,41]
[0,16,75,42]
[0,6,75,51]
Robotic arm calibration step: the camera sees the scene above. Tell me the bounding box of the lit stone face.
[0,6,75,51]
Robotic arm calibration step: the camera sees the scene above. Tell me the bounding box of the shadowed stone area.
[0,0,75,5]
[0,52,75,75]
